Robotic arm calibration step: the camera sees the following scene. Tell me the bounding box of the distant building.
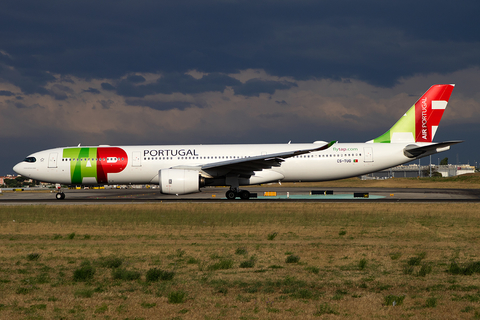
[0,175,16,185]
[0,175,35,187]
[361,164,475,179]
[437,165,475,177]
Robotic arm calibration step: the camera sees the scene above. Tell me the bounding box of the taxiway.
[1,186,479,205]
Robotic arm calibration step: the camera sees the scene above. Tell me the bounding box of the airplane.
[13,84,462,200]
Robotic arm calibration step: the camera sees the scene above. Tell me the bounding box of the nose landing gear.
[55,183,65,200]
[55,192,65,200]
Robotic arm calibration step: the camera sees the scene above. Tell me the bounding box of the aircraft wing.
[171,141,336,177]
[200,140,336,177]
[403,140,463,158]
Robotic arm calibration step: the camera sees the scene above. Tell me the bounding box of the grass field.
[1,202,480,319]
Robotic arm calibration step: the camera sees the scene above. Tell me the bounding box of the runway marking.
[256,194,385,200]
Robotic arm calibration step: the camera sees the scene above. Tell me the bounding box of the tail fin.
[369,84,455,143]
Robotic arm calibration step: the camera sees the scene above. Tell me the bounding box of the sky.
[2,0,480,175]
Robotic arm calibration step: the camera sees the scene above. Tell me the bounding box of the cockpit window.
[24,157,36,163]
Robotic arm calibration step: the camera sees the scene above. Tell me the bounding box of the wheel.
[225,190,237,200]
[56,192,65,200]
[239,190,250,200]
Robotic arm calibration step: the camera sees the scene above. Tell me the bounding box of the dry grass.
[1,203,480,319]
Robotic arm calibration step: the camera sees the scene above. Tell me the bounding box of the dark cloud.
[0,90,15,96]
[58,76,75,84]
[342,113,360,121]
[101,82,115,91]
[116,73,242,97]
[0,1,479,86]
[14,102,28,109]
[0,63,53,95]
[126,75,146,83]
[125,99,199,111]
[13,102,44,109]
[98,99,114,109]
[82,87,100,94]
[49,84,74,100]
[115,73,296,97]
[0,51,13,64]
[233,79,297,97]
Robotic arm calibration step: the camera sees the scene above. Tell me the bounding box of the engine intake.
[159,169,205,194]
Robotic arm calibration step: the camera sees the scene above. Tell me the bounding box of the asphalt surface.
[1,186,479,205]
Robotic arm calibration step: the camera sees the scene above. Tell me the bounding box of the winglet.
[315,140,337,151]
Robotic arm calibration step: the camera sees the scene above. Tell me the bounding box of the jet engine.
[158,169,205,194]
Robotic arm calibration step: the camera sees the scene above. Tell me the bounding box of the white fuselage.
[13,142,414,186]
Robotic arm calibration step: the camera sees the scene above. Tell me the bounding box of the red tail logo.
[414,84,454,142]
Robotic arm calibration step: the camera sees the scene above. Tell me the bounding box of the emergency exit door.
[48,153,58,168]
[132,151,142,167]
[363,148,373,162]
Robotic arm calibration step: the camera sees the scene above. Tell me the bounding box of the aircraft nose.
[13,162,25,175]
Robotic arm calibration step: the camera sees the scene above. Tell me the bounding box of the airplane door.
[132,151,142,167]
[363,148,373,162]
[48,153,58,168]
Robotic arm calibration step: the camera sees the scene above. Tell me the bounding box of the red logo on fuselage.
[96,147,128,183]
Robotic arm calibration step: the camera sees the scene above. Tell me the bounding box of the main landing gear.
[225,188,251,200]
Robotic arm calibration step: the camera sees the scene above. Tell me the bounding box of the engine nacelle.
[158,169,204,195]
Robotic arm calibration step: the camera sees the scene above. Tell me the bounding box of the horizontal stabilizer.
[403,140,463,158]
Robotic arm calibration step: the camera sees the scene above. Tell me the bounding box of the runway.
[1,186,479,205]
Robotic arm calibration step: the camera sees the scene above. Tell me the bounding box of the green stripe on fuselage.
[63,148,98,184]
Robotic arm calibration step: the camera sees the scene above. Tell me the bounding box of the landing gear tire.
[226,190,237,200]
[239,190,250,200]
[55,192,65,200]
